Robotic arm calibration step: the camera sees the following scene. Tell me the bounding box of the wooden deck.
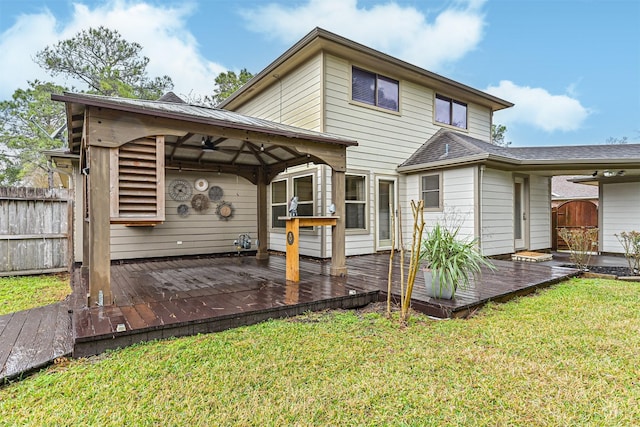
[71,253,579,357]
[0,253,579,380]
[0,301,73,383]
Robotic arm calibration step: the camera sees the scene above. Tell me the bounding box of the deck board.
[0,302,72,383]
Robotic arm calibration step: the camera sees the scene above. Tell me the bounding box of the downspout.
[321,164,327,258]
[598,180,603,253]
[478,165,484,254]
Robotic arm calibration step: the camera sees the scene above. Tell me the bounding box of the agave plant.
[419,222,495,298]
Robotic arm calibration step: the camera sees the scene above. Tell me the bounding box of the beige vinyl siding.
[402,174,420,247]
[235,54,323,130]
[110,171,257,260]
[601,182,640,253]
[466,104,492,141]
[403,167,475,245]
[326,56,432,173]
[424,168,476,239]
[480,168,514,256]
[233,54,325,257]
[528,175,551,250]
[232,53,495,258]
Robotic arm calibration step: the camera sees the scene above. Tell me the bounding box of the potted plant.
[419,222,495,299]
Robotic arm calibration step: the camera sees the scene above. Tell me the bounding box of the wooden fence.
[0,187,73,276]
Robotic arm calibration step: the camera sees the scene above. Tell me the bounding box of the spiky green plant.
[419,222,494,298]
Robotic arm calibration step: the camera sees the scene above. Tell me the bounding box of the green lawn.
[0,274,70,315]
[1,278,638,426]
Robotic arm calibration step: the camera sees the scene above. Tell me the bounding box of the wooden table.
[278,216,339,282]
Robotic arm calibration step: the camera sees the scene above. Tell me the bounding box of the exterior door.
[514,177,527,250]
[376,178,396,250]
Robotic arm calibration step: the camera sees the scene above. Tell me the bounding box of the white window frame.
[345,173,368,232]
[421,172,443,212]
[270,179,288,229]
[270,172,316,230]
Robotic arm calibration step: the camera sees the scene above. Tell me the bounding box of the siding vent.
[439,143,450,159]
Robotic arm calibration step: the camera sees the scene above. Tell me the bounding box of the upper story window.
[435,94,467,129]
[352,67,399,112]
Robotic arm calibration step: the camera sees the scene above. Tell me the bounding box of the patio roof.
[398,129,640,178]
[52,92,357,180]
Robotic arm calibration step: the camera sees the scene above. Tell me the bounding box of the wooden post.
[256,170,269,260]
[88,146,112,306]
[280,216,338,282]
[285,217,300,281]
[331,169,347,277]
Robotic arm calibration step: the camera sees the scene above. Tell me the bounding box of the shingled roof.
[398,129,640,173]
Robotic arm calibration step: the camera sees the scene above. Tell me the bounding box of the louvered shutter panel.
[110,136,165,225]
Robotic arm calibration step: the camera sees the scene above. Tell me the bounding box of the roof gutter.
[397,154,491,173]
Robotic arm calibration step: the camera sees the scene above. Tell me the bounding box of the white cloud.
[0,0,226,100]
[0,12,60,99]
[240,0,486,71]
[486,80,591,132]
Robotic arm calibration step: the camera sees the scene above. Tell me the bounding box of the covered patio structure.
[52,92,357,307]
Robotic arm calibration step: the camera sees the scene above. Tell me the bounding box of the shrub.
[558,227,598,271]
[615,230,640,275]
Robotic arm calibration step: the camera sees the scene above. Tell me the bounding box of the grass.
[1,278,638,426]
[0,274,70,315]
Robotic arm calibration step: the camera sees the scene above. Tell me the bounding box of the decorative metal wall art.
[215,201,234,220]
[177,204,190,217]
[191,194,210,212]
[168,179,192,201]
[194,178,209,192]
[208,185,223,201]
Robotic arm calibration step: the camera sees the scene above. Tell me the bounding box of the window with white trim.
[271,174,315,228]
[293,175,314,217]
[352,67,399,112]
[271,179,288,228]
[421,174,442,210]
[345,174,367,229]
[435,94,467,129]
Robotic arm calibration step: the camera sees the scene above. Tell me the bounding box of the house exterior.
[52,27,640,294]
[221,27,640,257]
[220,28,515,257]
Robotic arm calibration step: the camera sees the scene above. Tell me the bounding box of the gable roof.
[219,27,513,113]
[398,129,640,175]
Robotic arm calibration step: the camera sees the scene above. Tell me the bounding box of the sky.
[0,0,638,147]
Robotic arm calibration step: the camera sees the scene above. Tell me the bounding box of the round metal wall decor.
[177,204,190,217]
[191,194,210,212]
[215,201,234,220]
[194,178,209,192]
[208,185,223,201]
[168,179,192,201]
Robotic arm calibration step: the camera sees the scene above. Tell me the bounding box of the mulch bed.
[562,264,638,277]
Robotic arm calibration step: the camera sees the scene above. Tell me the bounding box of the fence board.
[0,187,73,276]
